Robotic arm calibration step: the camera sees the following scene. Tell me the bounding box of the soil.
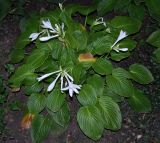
[0,1,160,143]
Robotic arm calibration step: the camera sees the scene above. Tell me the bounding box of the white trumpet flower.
[41,19,54,30]
[113,47,128,53]
[29,19,65,42]
[37,67,81,97]
[62,75,81,97]
[92,17,106,27]
[39,34,59,41]
[29,32,42,41]
[111,30,128,48]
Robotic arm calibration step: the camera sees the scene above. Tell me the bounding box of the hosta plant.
[9,3,153,143]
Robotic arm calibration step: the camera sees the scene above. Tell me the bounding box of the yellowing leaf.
[21,113,35,129]
[78,53,96,62]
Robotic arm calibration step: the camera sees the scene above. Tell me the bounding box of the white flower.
[29,32,41,41]
[37,67,81,96]
[37,70,61,82]
[47,73,61,92]
[92,17,106,27]
[50,23,65,38]
[59,3,63,11]
[39,34,59,41]
[111,30,128,48]
[41,19,54,30]
[114,47,128,53]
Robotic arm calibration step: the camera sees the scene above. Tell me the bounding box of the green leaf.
[48,102,70,127]
[9,65,35,87]
[112,68,131,79]
[77,105,104,141]
[37,58,58,73]
[26,49,48,69]
[91,35,114,55]
[9,49,24,63]
[128,4,145,21]
[0,0,11,21]
[110,51,130,61]
[103,87,124,103]
[97,96,122,130]
[78,5,96,15]
[97,0,117,15]
[87,74,104,96]
[153,48,160,63]
[110,16,141,35]
[77,84,97,106]
[46,89,65,112]
[65,28,88,51]
[129,64,154,84]
[106,75,134,97]
[27,93,46,113]
[147,29,160,48]
[92,58,113,75]
[145,0,160,22]
[24,82,43,95]
[114,0,131,14]
[31,115,52,143]
[128,89,152,112]
[15,31,32,49]
[118,39,137,51]
[71,65,86,83]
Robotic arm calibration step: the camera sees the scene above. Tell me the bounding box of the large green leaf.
[9,65,35,87]
[114,0,131,14]
[129,64,154,84]
[92,58,113,75]
[97,0,117,15]
[87,74,104,96]
[65,28,88,51]
[112,68,131,79]
[128,89,152,112]
[153,48,160,63]
[46,89,65,112]
[77,84,97,106]
[91,35,114,55]
[9,49,24,63]
[128,4,145,21]
[71,65,86,83]
[77,105,104,141]
[103,87,124,103]
[110,16,141,35]
[26,49,48,70]
[48,102,70,127]
[0,0,11,21]
[147,29,160,48]
[145,0,160,22]
[97,96,122,130]
[106,75,134,97]
[31,115,52,143]
[78,5,96,15]
[24,82,43,95]
[27,93,46,113]
[110,51,130,61]
[118,39,137,51]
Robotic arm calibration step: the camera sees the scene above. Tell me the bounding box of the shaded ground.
[0,1,160,143]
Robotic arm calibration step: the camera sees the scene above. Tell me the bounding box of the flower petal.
[111,30,128,48]
[47,74,61,92]
[37,70,61,82]
[119,48,128,52]
[29,32,40,41]
[39,34,59,41]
